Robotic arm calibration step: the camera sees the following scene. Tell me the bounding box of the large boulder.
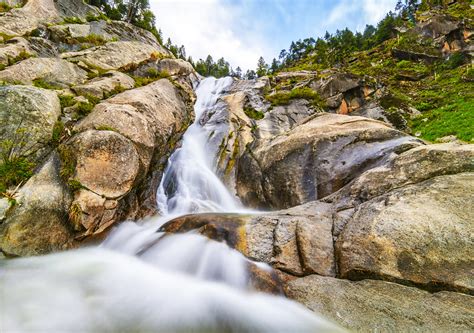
[286,275,474,332]
[0,85,60,159]
[72,71,135,99]
[336,172,474,294]
[68,79,194,237]
[326,143,474,210]
[63,41,169,71]
[0,153,74,256]
[160,201,336,277]
[236,113,422,209]
[0,37,33,68]
[48,20,161,49]
[0,57,88,86]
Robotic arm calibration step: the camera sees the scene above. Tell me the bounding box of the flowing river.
[1,78,343,332]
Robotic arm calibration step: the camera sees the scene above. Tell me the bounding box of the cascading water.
[0,77,344,332]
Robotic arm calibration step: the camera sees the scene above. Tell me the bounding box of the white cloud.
[150,0,270,71]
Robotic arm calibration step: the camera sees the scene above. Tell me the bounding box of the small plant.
[133,70,170,87]
[33,79,63,90]
[8,50,33,66]
[86,12,109,22]
[51,120,65,145]
[75,34,108,46]
[0,2,11,12]
[266,87,325,108]
[67,179,83,192]
[62,16,85,24]
[103,85,126,99]
[76,101,94,116]
[243,106,264,120]
[57,144,76,181]
[59,94,76,109]
[95,125,118,132]
[68,202,83,230]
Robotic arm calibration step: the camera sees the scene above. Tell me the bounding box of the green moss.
[8,50,33,66]
[266,87,325,108]
[85,12,109,22]
[75,34,108,46]
[62,16,85,24]
[243,106,264,120]
[67,179,83,192]
[76,101,94,116]
[57,144,76,181]
[103,85,126,99]
[51,120,65,145]
[133,70,170,87]
[33,79,63,90]
[59,94,76,109]
[0,157,34,194]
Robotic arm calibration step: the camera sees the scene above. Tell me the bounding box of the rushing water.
[0,77,343,332]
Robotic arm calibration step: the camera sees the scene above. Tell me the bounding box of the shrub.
[76,34,108,46]
[59,94,76,109]
[266,87,325,108]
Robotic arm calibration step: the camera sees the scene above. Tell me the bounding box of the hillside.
[264,1,473,143]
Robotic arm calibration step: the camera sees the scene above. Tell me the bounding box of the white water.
[0,77,344,332]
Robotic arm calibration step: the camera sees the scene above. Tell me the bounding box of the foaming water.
[157,77,243,215]
[0,77,345,332]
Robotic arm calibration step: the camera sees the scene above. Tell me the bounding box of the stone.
[310,73,360,99]
[0,85,61,159]
[0,153,73,256]
[0,37,33,67]
[71,129,140,199]
[160,201,336,277]
[326,143,474,210]
[236,113,422,209]
[336,172,474,294]
[63,41,168,71]
[133,58,195,78]
[0,57,88,86]
[286,275,474,332]
[72,71,135,99]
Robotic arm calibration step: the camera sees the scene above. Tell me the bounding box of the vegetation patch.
[85,12,109,22]
[62,17,85,24]
[57,144,76,181]
[75,34,108,46]
[51,120,65,146]
[8,51,33,66]
[33,79,63,90]
[59,94,76,109]
[243,106,264,120]
[266,87,325,108]
[133,70,170,87]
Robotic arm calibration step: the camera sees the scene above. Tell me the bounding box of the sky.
[150,0,399,71]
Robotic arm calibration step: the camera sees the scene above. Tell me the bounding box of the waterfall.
[157,77,242,216]
[0,77,344,333]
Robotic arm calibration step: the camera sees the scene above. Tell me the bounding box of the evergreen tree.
[256,56,268,77]
[270,58,279,74]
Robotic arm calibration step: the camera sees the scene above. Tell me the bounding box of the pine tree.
[256,56,268,77]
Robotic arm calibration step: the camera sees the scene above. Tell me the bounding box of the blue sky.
[150,0,398,70]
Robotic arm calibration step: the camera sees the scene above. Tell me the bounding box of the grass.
[8,51,33,66]
[410,97,474,142]
[95,125,118,132]
[58,144,76,181]
[86,12,109,22]
[0,157,34,194]
[243,106,264,120]
[62,17,85,24]
[266,87,326,108]
[75,34,108,46]
[51,120,65,146]
[33,79,63,90]
[59,94,76,109]
[133,70,170,87]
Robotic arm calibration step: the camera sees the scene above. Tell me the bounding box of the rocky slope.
[0,0,198,255]
[0,1,473,332]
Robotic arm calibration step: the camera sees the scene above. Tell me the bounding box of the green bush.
[266,87,325,108]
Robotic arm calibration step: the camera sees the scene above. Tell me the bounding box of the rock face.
[0,85,61,159]
[0,153,73,256]
[0,57,88,86]
[0,0,197,255]
[63,41,168,71]
[337,172,474,294]
[160,201,336,277]
[286,275,474,332]
[236,113,422,209]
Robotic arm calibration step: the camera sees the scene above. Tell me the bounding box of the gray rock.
[0,153,73,256]
[286,275,474,332]
[72,71,135,99]
[0,85,60,159]
[336,172,474,294]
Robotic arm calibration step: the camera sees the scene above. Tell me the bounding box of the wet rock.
[0,153,74,256]
[160,201,336,277]
[0,57,88,86]
[286,275,474,332]
[336,172,474,294]
[236,113,422,209]
[0,85,60,159]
